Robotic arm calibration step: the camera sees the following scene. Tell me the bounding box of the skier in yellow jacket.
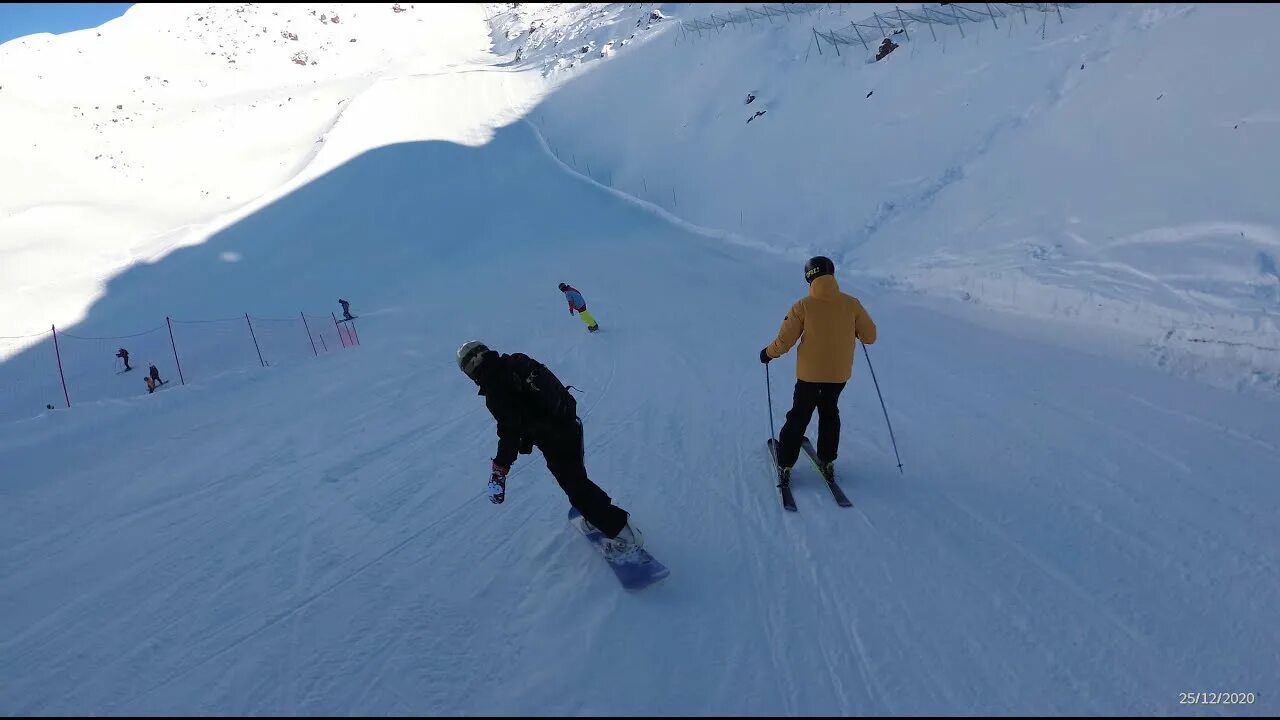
[760,256,877,484]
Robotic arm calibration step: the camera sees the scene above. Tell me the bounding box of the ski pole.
[862,342,903,474]
[766,362,777,442]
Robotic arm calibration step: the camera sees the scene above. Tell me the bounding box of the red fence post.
[167,316,186,385]
[245,313,265,367]
[51,324,71,408]
[301,312,318,356]
[349,319,360,346]
[332,312,347,348]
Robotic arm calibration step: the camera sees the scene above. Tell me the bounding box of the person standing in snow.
[145,364,164,393]
[759,256,877,485]
[456,340,643,560]
[558,282,599,332]
[338,298,354,321]
[116,347,132,372]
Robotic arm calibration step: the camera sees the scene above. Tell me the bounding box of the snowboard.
[568,507,669,590]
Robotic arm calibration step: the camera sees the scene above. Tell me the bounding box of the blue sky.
[0,3,134,45]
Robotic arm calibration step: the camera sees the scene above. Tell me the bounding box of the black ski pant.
[776,380,847,469]
[539,418,629,538]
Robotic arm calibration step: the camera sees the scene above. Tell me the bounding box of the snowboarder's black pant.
[776,380,846,469]
[539,418,629,538]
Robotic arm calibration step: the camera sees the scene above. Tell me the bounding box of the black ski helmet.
[804,256,835,283]
[457,340,490,380]
[558,283,568,292]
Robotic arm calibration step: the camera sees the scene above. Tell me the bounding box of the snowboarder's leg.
[578,309,598,330]
[776,380,819,468]
[542,419,628,537]
[814,382,847,463]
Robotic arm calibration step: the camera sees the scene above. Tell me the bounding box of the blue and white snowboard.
[568,507,670,590]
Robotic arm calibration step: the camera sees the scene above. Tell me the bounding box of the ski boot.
[816,460,835,484]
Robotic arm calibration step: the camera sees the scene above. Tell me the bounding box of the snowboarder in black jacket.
[457,340,643,559]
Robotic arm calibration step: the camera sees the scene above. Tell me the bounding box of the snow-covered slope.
[3,116,1278,714]
[504,2,1280,393]
[0,2,514,339]
[2,2,1278,716]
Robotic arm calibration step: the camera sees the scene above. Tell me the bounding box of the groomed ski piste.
[1,3,1277,715]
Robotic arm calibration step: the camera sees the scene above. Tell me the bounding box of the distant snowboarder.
[558,283,599,332]
[338,298,354,321]
[116,347,132,372]
[456,340,645,562]
[760,256,877,486]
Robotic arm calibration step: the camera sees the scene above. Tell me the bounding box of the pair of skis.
[766,437,852,511]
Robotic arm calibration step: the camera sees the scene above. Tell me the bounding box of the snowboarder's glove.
[488,461,509,504]
[759,347,772,364]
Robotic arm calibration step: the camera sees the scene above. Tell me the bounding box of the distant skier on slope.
[558,282,599,332]
[338,298,354,321]
[145,364,165,393]
[116,347,132,372]
[456,340,644,560]
[759,256,877,486]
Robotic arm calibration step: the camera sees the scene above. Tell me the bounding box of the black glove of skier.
[759,347,772,364]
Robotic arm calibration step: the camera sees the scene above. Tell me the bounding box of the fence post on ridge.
[851,22,868,51]
[167,316,186,385]
[51,324,71,408]
[245,313,265,367]
[333,312,347,348]
[301,312,318,356]
[921,7,937,42]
